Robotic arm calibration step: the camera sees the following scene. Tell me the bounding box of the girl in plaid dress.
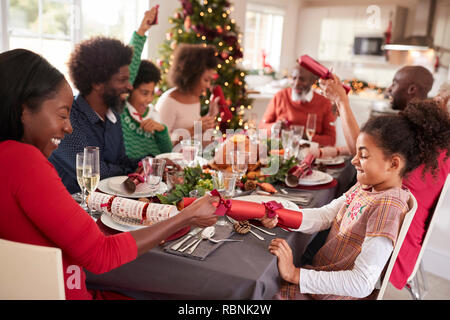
[266,101,450,300]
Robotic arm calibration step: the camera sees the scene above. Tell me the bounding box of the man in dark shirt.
[49,37,139,193]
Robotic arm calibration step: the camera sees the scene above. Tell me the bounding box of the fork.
[208,238,243,244]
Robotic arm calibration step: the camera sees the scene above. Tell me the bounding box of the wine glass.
[306,114,317,142]
[231,151,249,181]
[76,152,88,210]
[142,157,166,192]
[83,146,100,218]
[180,139,201,167]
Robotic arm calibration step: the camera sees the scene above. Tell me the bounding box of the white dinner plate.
[234,195,300,212]
[315,156,346,166]
[298,170,333,186]
[101,214,146,232]
[98,176,167,198]
[156,152,208,167]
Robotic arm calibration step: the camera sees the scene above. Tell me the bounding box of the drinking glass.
[212,171,238,199]
[281,130,294,150]
[212,171,237,226]
[180,140,201,167]
[291,125,305,139]
[306,114,317,142]
[76,152,88,210]
[166,170,184,191]
[142,157,166,190]
[231,151,249,180]
[286,135,302,160]
[83,146,100,217]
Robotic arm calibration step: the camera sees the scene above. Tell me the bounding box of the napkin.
[285,153,316,187]
[298,55,351,94]
[182,196,303,229]
[163,223,234,260]
[123,162,144,194]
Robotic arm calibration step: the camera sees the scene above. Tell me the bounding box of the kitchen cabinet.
[297,4,407,63]
[434,1,450,68]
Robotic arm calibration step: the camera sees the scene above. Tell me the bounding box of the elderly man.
[259,64,336,146]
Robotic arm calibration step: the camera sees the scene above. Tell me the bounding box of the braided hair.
[361,99,450,178]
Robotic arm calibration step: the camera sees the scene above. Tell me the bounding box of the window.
[1,0,148,81]
[243,2,285,72]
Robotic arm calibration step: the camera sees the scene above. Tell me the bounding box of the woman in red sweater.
[0,49,219,300]
[259,65,336,146]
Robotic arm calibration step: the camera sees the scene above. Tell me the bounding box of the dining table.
[84,158,356,300]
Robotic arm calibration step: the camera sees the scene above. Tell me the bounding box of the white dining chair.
[0,239,66,300]
[405,174,450,300]
[376,192,418,300]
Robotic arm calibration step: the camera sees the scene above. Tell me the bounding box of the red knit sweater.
[259,87,336,146]
[0,141,137,300]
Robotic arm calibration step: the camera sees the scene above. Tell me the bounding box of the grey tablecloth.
[85,159,356,300]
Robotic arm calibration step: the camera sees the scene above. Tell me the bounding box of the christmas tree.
[156,0,254,134]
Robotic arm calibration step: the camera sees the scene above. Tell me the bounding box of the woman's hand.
[137,6,158,36]
[260,214,278,229]
[208,95,221,117]
[180,195,219,227]
[140,118,165,133]
[268,238,300,284]
[319,74,348,109]
[200,115,216,131]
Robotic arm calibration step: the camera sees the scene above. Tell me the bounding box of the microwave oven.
[353,36,384,56]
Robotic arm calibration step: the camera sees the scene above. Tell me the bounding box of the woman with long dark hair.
[0,49,218,300]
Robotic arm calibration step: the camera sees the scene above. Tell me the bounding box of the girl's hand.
[319,74,348,106]
[260,214,278,229]
[140,119,165,133]
[268,238,300,284]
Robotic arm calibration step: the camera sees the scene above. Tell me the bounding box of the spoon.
[186,226,215,254]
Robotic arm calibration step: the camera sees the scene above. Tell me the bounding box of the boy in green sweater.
[121,6,173,159]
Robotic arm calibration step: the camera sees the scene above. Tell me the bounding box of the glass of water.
[180,139,201,167]
[142,157,166,190]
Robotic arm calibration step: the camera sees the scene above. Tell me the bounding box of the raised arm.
[319,75,359,155]
[129,6,158,85]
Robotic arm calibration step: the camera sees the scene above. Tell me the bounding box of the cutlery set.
[170,225,243,255]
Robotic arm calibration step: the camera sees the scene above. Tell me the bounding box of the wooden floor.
[383,271,450,300]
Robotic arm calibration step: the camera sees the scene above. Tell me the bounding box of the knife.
[170,227,202,251]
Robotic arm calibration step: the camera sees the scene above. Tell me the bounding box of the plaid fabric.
[276,183,409,300]
[274,280,313,300]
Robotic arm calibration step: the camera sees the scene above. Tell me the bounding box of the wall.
[147,0,304,73]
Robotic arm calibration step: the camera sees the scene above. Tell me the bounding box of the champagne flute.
[83,146,100,218]
[76,152,88,210]
[306,114,317,142]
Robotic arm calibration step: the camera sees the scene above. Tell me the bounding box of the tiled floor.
[383,272,450,300]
